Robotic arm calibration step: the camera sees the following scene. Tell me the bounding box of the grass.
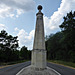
[48,60,75,68]
[0,60,29,66]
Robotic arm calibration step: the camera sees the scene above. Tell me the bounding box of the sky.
[0,0,75,50]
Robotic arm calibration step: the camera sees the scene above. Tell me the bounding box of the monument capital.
[36,5,43,15]
[37,5,43,10]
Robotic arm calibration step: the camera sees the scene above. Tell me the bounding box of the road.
[0,61,30,75]
[47,62,75,75]
[0,61,75,75]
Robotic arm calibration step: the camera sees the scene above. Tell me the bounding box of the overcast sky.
[0,0,75,50]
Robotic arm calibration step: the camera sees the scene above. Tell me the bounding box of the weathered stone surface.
[33,5,45,50]
[31,50,46,69]
[16,66,59,75]
[31,5,46,70]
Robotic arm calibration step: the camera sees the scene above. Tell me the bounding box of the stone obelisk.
[31,5,46,70]
[17,5,59,75]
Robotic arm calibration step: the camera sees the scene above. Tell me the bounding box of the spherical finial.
[38,5,43,10]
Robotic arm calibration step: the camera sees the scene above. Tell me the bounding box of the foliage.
[59,11,75,62]
[0,30,19,62]
[20,46,31,60]
[46,32,63,60]
[46,11,75,62]
[0,30,19,50]
[0,30,31,63]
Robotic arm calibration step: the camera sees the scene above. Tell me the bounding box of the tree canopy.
[46,11,75,62]
[0,30,31,62]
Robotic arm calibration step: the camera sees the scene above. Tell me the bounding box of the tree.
[0,30,19,50]
[59,11,75,62]
[46,32,63,60]
[0,30,19,62]
[20,46,31,60]
[45,11,75,62]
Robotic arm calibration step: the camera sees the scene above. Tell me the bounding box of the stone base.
[31,50,46,69]
[16,66,59,75]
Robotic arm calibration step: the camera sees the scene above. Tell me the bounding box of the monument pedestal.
[31,49,46,70]
[16,66,59,75]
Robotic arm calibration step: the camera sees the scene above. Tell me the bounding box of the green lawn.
[48,60,75,69]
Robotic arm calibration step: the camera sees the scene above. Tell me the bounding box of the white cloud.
[15,28,35,50]
[44,0,75,35]
[0,0,35,18]
[0,24,7,30]
[16,9,24,17]
[14,27,19,31]
[14,0,75,49]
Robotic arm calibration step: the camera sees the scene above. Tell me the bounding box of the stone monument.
[31,5,46,70]
[16,5,59,75]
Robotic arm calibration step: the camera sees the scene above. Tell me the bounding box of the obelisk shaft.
[31,5,46,70]
[33,10,45,50]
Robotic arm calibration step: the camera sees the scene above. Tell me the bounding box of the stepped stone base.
[16,66,59,75]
